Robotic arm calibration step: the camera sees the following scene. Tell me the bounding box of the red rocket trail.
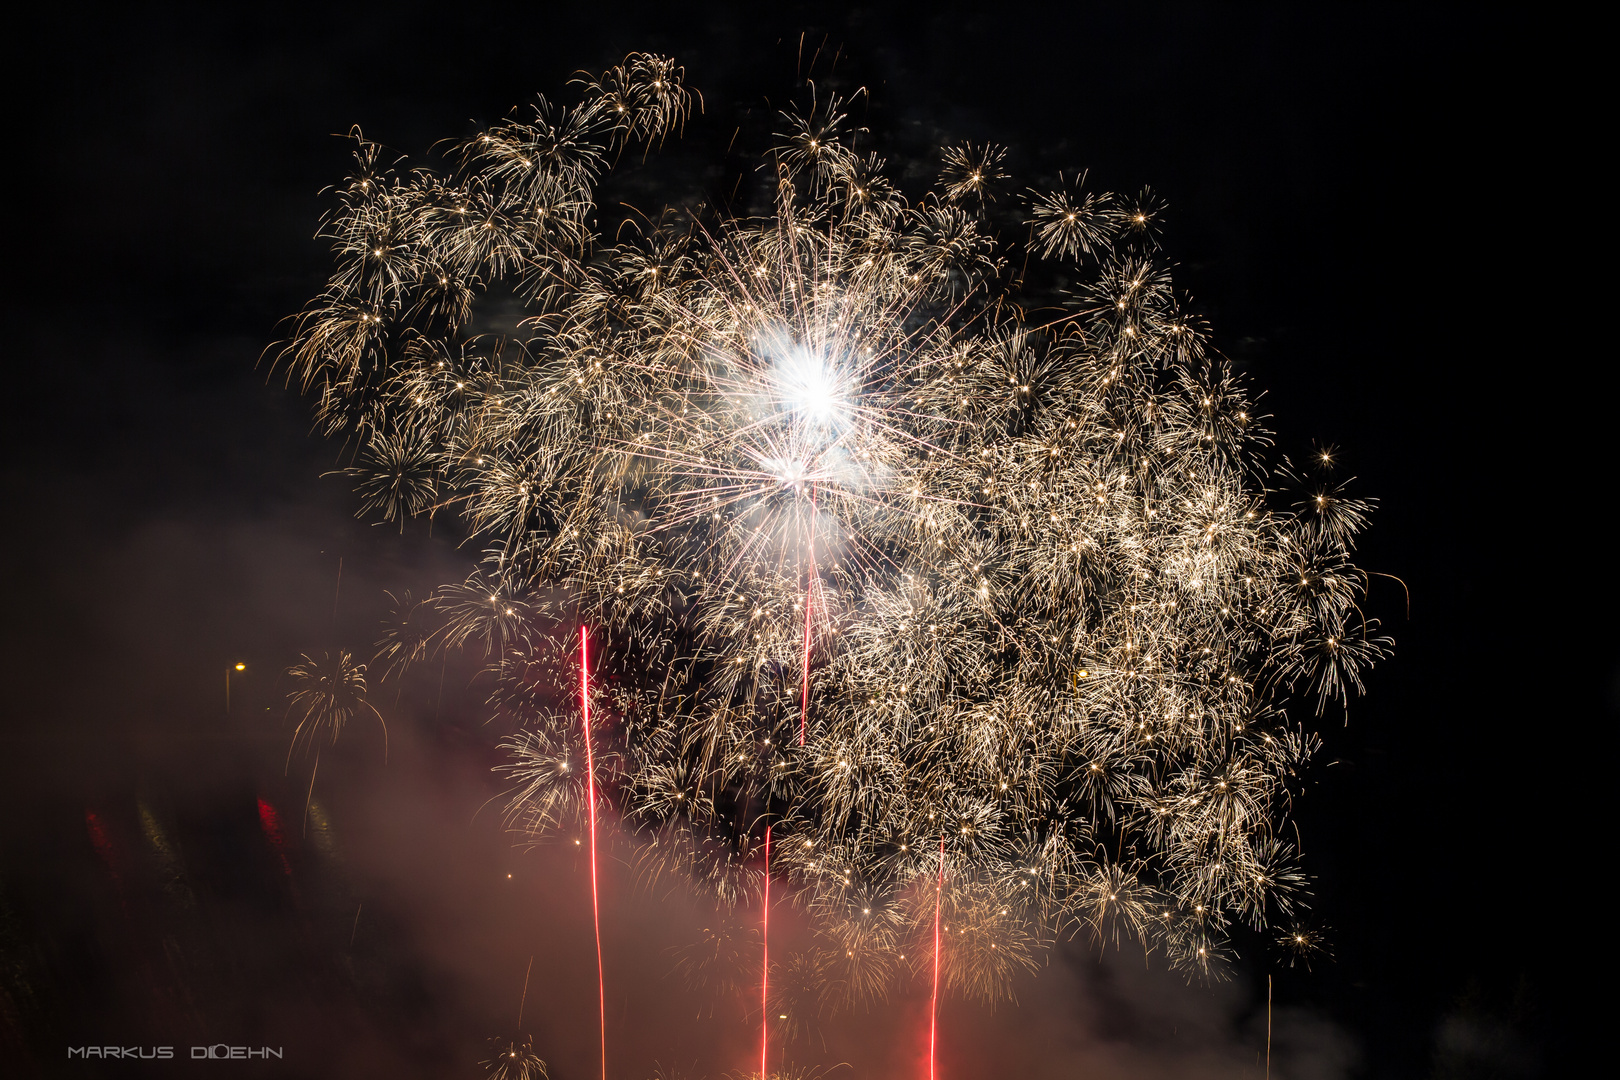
[929,836,944,1080]
[581,628,606,1080]
[799,484,817,745]
[761,823,771,1080]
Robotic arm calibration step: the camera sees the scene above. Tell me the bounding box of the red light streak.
[761,823,771,1080]
[930,835,944,1080]
[84,810,115,868]
[84,810,128,914]
[581,627,606,1080]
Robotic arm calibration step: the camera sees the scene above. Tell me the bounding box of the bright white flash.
[764,457,806,486]
[776,345,850,431]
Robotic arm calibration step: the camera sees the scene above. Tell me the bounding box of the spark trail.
[581,628,605,1080]
[930,836,944,1080]
[761,823,771,1080]
[799,484,817,746]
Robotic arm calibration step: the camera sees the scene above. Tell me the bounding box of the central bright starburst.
[774,343,852,434]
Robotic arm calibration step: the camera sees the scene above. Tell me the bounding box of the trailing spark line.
[930,836,944,1080]
[581,628,605,1080]
[762,823,772,1080]
[799,484,817,746]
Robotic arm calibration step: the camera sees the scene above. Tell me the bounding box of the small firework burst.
[1277,921,1333,970]
[481,1036,548,1080]
[284,650,385,756]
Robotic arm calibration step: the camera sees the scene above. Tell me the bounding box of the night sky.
[0,3,1575,1078]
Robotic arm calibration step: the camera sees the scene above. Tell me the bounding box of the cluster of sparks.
[280,53,1385,1074]
[481,1036,550,1080]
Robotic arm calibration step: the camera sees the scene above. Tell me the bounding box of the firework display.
[280,50,1387,1028]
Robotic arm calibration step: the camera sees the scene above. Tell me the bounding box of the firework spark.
[279,51,1389,1051]
[481,1036,549,1080]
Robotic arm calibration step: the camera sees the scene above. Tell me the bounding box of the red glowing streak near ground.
[761,823,771,1080]
[84,810,115,868]
[581,628,606,1080]
[256,798,293,878]
[84,810,128,914]
[930,836,944,1080]
[799,484,817,745]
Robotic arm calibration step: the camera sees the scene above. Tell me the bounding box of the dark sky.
[0,3,1578,1078]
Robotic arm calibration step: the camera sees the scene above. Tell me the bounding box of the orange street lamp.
[227,662,245,714]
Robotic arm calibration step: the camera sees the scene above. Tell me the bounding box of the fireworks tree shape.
[280,53,1386,1024]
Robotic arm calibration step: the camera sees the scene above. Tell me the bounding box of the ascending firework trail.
[761,823,772,1080]
[931,836,944,1080]
[580,629,605,1080]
